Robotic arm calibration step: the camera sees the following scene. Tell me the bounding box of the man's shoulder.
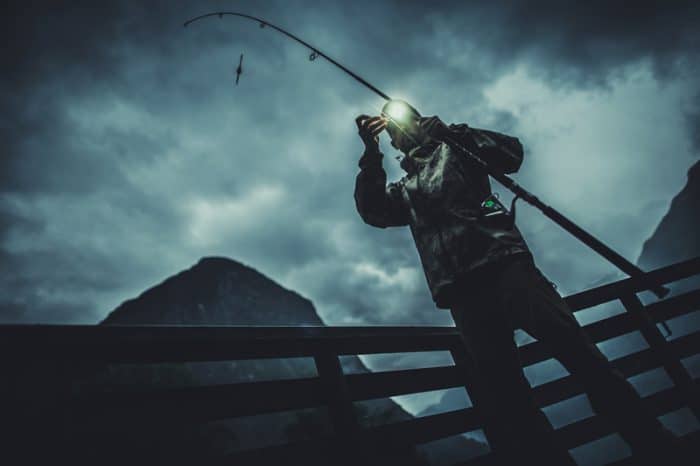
[447,122,470,132]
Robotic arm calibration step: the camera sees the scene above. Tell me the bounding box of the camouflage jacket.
[354,118,532,308]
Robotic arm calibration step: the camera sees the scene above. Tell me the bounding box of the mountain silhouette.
[102,256,324,326]
[638,160,700,270]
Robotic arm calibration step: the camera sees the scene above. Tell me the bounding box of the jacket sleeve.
[354,150,410,228]
[448,123,524,174]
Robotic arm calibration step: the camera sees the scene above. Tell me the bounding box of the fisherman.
[354,101,681,465]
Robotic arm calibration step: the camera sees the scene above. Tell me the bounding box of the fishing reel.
[479,193,518,230]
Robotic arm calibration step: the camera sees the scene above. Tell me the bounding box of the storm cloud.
[1,0,699,337]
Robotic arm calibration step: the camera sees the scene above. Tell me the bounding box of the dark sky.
[1,1,699,319]
[2,0,699,431]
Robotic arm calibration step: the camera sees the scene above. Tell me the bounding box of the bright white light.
[383,100,410,123]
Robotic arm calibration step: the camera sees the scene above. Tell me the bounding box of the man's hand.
[356,114,387,153]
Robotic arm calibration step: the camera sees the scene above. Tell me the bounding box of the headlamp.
[380,100,421,127]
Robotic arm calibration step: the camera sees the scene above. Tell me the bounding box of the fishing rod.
[184,12,390,100]
[183,11,671,303]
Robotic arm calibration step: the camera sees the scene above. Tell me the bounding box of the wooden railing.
[1,257,699,465]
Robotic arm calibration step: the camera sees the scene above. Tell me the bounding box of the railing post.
[619,293,700,419]
[314,352,361,462]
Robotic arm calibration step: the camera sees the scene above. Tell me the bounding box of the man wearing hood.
[353,102,680,465]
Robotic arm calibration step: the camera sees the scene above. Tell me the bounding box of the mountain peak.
[195,256,245,269]
[101,256,323,326]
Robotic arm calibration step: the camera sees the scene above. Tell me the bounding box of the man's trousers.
[450,254,671,464]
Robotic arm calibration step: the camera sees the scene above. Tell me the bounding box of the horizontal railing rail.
[0,324,463,362]
[2,256,699,465]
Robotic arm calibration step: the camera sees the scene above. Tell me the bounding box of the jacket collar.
[400,141,441,175]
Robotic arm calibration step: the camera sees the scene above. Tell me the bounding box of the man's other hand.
[356,114,387,153]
